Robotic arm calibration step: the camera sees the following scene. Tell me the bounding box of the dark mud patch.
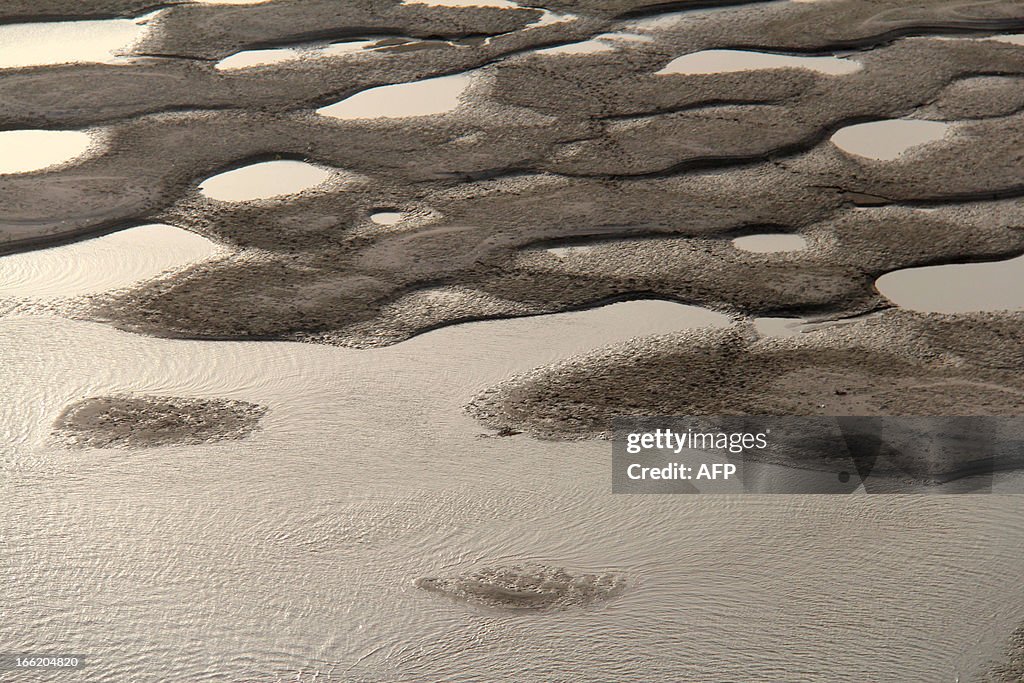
[467,309,1024,435]
[982,625,1024,683]
[467,309,1024,482]
[52,394,267,448]
[415,564,627,610]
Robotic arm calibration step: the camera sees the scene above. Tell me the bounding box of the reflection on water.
[536,33,651,56]
[404,0,520,6]
[0,130,94,174]
[831,120,950,161]
[732,233,808,253]
[546,244,597,258]
[1,302,1021,681]
[991,34,1024,45]
[536,40,616,56]
[657,49,862,76]
[877,253,1024,313]
[0,224,223,299]
[317,73,475,120]
[0,12,157,69]
[754,316,807,337]
[216,38,430,71]
[194,0,274,4]
[370,212,406,226]
[199,160,332,202]
[216,47,315,71]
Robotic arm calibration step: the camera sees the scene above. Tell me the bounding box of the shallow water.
[991,34,1024,45]
[317,73,474,120]
[216,38,424,71]
[216,47,313,71]
[536,33,650,56]
[876,253,1024,313]
[199,160,332,202]
[2,303,1022,682]
[404,0,520,6]
[546,244,597,257]
[753,316,807,337]
[0,130,94,174]
[370,212,406,226]
[732,233,808,253]
[831,120,950,161]
[657,49,862,76]
[0,13,156,69]
[536,40,616,55]
[0,224,222,299]
[193,0,274,4]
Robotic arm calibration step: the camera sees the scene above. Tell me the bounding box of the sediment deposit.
[415,564,627,610]
[51,395,267,448]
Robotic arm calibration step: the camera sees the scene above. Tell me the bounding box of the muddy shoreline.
[1,2,1023,350]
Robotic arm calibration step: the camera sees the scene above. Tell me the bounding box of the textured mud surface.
[468,309,1024,432]
[1,0,1023,347]
[415,564,627,610]
[51,395,267,448]
[982,626,1024,683]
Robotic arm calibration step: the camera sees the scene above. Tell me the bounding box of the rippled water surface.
[0,225,222,299]
[2,297,1023,681]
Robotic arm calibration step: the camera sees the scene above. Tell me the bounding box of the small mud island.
[52,395,267,449]
[415,564,627,610]
[984,625,1024,683]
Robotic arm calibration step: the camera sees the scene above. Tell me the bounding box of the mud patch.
[52,395,267,449]
[467,309,1024,440]
[415,564,627,610]
[984,625,1024,683]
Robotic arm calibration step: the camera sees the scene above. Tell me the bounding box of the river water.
[2,302,1023,682]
